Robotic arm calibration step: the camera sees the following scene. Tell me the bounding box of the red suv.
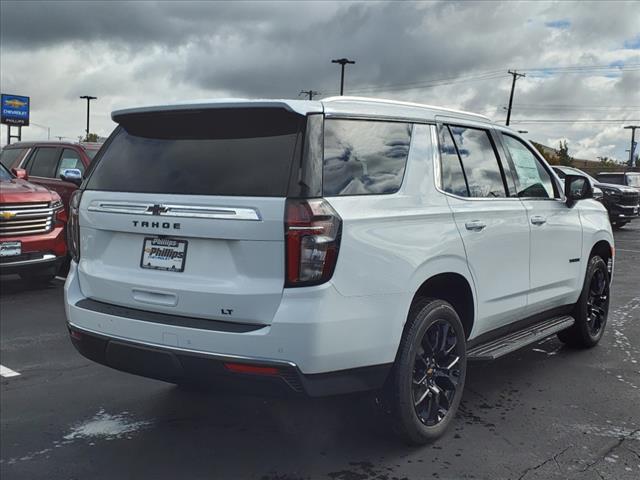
[0,141,101,210]
[0,163,67,282]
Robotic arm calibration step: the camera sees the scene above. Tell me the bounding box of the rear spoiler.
[112,99,323,123]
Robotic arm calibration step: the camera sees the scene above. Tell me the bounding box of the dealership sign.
[1,93,30,126]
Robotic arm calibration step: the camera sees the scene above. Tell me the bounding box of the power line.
[340,63,640,95]
[347,70,505,94]
[501,119,640,124]
[512,105,640,110]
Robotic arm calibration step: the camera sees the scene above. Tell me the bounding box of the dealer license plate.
[140,238,187,272]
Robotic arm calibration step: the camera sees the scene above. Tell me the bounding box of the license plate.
[634,207,638,215]
[140,238,187,272]
[0,241,21,257]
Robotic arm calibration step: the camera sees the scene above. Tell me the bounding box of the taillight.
[285,198,342,287]
[68,190,82,263]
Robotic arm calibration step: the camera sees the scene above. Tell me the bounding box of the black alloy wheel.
[412,319,462,426]
[558,255,610,348]
[585,266,609,338]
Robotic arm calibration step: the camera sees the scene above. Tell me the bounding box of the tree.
[557,140,573,166]
[598,156,623,170]
[531,141,558,165]
[85,133,100,142]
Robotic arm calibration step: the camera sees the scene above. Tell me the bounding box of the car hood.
[0,178,55,204]
[594,182,639,194]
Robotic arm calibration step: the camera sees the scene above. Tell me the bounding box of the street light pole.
[79,95,97,141]
[331,58,356,95]
[31,122,51,140]
[623,125,639,167]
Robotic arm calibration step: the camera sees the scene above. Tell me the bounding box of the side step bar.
[468,315,575,361]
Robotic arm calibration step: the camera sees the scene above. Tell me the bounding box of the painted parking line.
[616,248,640,254]
[55,276,67,281]
[0,364,21,378]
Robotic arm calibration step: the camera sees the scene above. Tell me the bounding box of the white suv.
[64,97,614,444]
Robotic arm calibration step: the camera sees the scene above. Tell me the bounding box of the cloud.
[0,0,638,161]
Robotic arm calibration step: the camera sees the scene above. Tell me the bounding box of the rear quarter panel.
[324,123,476,348]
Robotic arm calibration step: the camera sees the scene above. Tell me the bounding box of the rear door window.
[27,147,61,178]
[0,148,26,169]
[501,134,556,198]
[447,126,506,198]
[57,149,85,177]
[86,108,304,196]
[323,119,412,196]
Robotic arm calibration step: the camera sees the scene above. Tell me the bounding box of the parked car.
[553,166,639,229]
[596,171,640,191]
[0,141,101,211]
[64,97,613,444]
[0,163,67,282]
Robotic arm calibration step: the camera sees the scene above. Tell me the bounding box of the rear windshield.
[86,108,304,196]
[598,174,624,185]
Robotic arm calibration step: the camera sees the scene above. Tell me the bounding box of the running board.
[467,315,575,361]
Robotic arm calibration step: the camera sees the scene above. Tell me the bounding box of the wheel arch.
[407,272,475,341]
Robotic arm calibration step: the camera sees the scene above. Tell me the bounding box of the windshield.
[84,149,99,160]
[0,163,13,181]
[627,173,640,187]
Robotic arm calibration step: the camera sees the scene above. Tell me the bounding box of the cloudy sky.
[1,0,639,161]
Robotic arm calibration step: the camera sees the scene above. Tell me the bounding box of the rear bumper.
[67,324,390,396]
[64,262,402,396]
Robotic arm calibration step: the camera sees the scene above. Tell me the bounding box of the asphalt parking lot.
[1,226,638,480]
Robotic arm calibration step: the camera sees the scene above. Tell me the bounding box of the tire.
[558,255,610,348]
[612,221,627,230]
[386,298,467,445]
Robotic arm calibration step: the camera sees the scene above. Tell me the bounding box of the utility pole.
[331,58,356,95]
[624,125,639,167]
[79,95,97,141]
[505,70,526,126]
[299,90,320,100]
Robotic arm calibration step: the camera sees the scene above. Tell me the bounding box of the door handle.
[531,215,547,226]
[465,220,486,232]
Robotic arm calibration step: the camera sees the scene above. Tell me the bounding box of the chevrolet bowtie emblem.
[146,204,168,216]
[1,211,17,220]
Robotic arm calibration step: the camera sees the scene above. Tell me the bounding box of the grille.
[619,192,640,206]
[0,202,55,236]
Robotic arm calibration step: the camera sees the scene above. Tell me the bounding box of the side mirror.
[12,168,28,180]
[60,168,83,186]
[565,174,593,206]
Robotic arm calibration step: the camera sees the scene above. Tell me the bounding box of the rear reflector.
[224,363,279,376]
[70,330,83,341]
